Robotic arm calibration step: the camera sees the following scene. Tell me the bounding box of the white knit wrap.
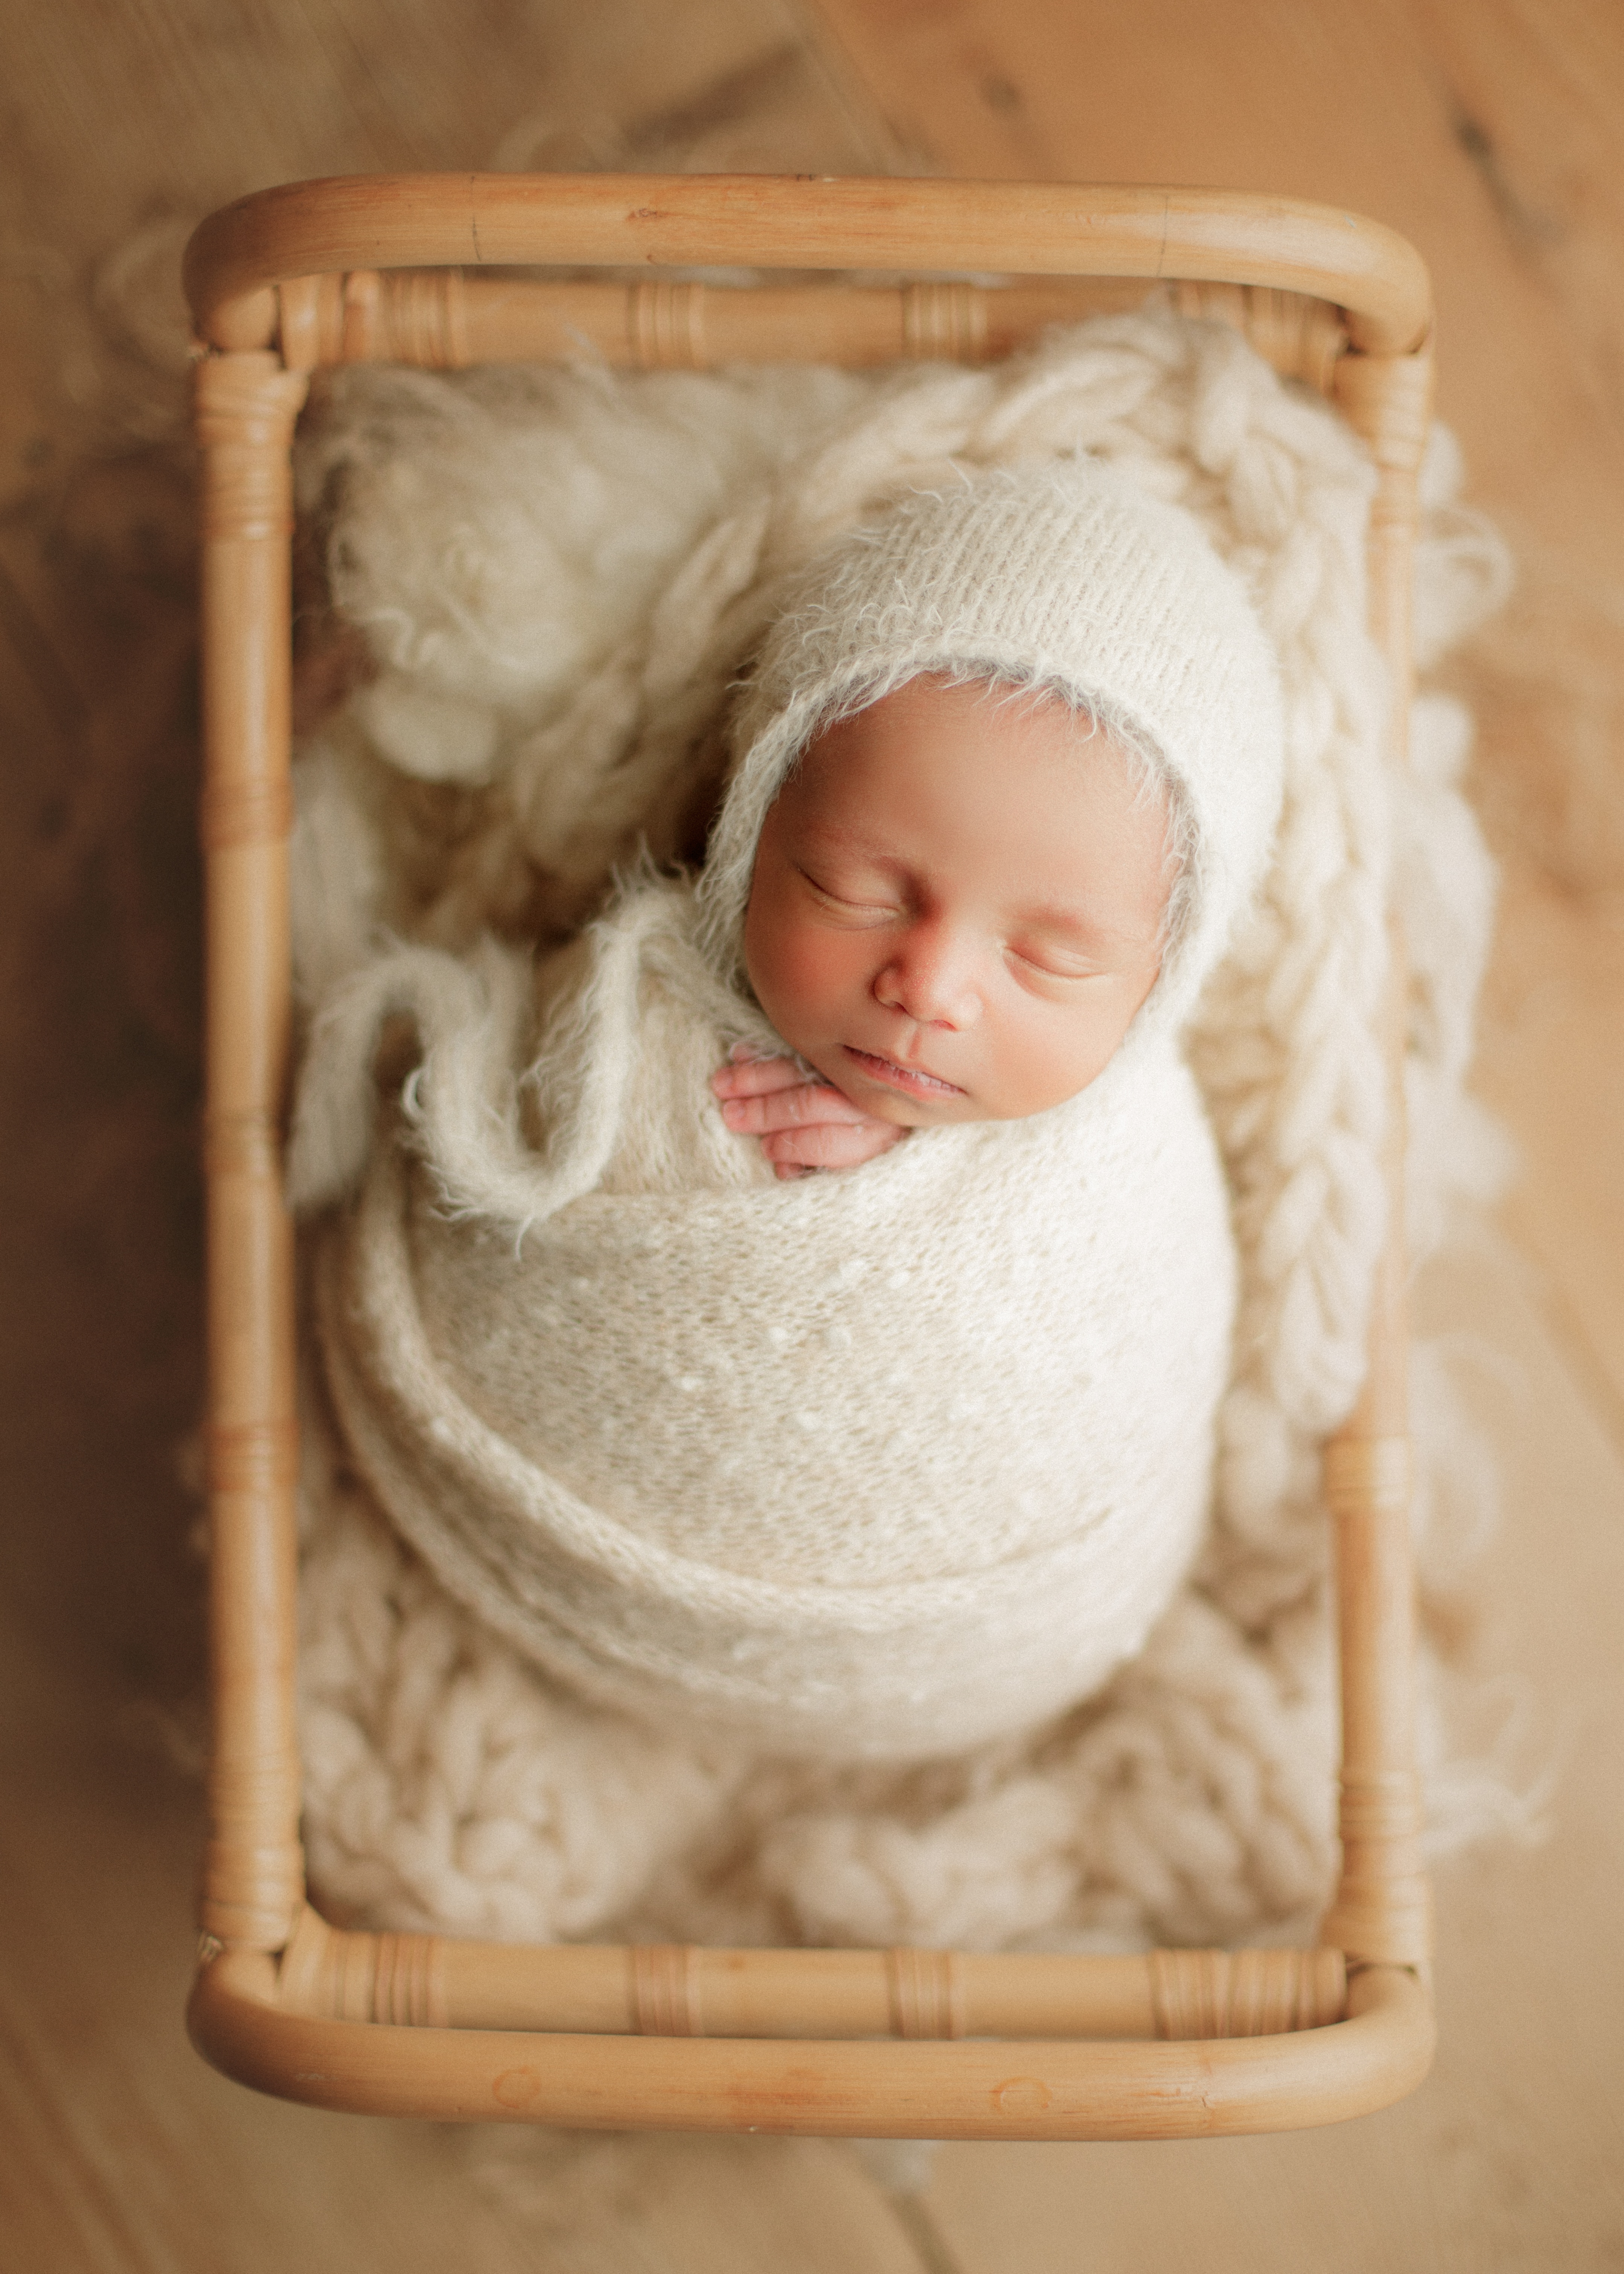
[310,878,1236,1758]
[286,310,1514,1951]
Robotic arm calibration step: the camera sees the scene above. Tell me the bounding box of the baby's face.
[743,675,1172,1127]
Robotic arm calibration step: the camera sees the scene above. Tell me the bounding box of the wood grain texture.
[1474,873,1624,1419]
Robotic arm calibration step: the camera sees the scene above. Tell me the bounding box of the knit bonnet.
[698,457,1286,1038]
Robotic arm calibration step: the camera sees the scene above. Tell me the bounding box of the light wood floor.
[2,2,1620,2266]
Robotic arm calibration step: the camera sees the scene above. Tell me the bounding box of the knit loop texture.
[286,308,1514,1951]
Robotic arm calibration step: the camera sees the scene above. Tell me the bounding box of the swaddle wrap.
[312,880,1238,1758]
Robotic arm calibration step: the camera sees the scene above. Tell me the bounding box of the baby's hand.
[711,1049,905,1180]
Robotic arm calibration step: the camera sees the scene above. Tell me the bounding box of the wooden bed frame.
[182,171,1434,2138]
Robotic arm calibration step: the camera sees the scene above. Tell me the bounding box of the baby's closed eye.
[1003,936,1118,990]
[796,866,901,921]
[1008,943,1100,978]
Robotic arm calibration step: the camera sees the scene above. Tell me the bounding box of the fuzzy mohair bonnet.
[699,458,1286,1039]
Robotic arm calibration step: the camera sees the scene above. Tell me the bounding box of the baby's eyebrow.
[793,814,897,853]
[1016,900,1148,950]
[790,818,912,871]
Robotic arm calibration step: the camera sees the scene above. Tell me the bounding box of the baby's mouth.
[842,1046,964,1100]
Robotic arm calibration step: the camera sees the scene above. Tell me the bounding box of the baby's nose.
[873,931,981,1028]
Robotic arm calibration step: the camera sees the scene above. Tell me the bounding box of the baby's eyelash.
[798,868,898,916]
[1007,944,1101,982]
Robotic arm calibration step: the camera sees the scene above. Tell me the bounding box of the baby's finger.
[710,1055,804,1098]
[761,1121,904,1169]
[719,1083,873,1134]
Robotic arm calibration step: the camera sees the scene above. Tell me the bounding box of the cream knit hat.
[698,458,1285,1037]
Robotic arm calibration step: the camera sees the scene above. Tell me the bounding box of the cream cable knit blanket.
[289,310,1513,1950]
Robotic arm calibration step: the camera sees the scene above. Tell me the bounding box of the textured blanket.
[288,308,1513,1950]
[306,880,1236,1760]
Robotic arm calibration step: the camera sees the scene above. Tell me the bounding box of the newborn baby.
[712,671,1174,1178]
[299,459,1285,1762]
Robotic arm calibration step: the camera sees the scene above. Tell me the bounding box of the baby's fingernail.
[720,1100,746,1126]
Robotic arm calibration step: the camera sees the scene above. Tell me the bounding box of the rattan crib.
[182,172,1435,2139]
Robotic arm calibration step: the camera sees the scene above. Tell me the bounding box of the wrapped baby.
[293,459,1283,1767]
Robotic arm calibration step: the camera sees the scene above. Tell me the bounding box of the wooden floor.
[2,1,1621,2265]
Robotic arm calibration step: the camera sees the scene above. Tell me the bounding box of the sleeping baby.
[293,459,1284,1767]
[712,671,1175,1179]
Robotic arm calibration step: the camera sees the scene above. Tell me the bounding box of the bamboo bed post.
[184,173,1442,2136]
[190,1945,1431,2138]
[182,177,1433,361]
[270,268,1350,388]
[1320,340,1437,1974]
[266,1904,1350,2042]
[196,348,310,1953]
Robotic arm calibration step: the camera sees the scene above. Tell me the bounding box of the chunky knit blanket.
[288,309,1512,1950]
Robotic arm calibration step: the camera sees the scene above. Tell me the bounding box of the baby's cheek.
[1005,995,1138,1114]
[751,914,855,1037]
[784,927,855,1011]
